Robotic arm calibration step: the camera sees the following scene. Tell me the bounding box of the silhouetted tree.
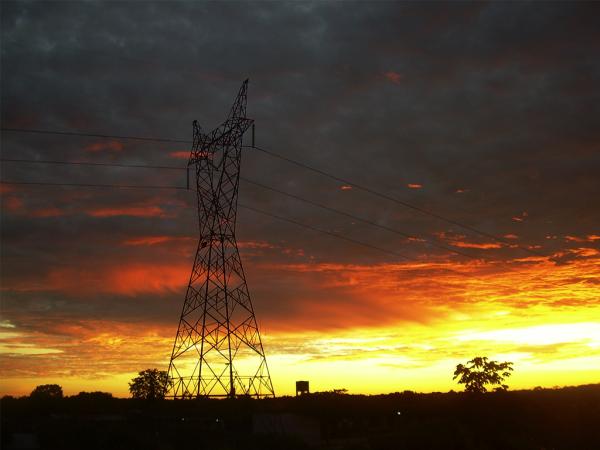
[72,391,113,400]
[30,384,63,399]
[128,368,172,400]
[332,388,348,395]
[453,357,513,393]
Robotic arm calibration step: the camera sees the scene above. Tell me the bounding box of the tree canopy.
[72,391,113,400]
[128,368,172,400]
[30,384,63,400]
[453,356,514,393]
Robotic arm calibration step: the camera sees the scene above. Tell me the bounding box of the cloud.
[512,211,528,222]
[433,231,502,250]
[565,235,600,243]
[86,206,169,218]
[5,262,189,296]
[550,248,600,265]
[383,71,402,84]
[0,319,172,381]
[29,207,64,218]
[450,241,502,250]
[0,185,16,194]
[122,235,193,246]
[237,240,276,249]
[1,196,24,212]
[84,140,124,152]
[248,254,600,332]
[169,151,189,160]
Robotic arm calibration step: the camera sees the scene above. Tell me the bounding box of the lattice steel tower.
[166,80,274,398]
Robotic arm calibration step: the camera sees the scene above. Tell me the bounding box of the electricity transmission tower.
[166,80,275,398]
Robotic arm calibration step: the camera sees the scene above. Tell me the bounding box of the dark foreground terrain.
[2,384,599,450]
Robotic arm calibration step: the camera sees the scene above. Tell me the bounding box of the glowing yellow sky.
[2,251,598,397]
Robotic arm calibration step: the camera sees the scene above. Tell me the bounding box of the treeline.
[2,384,599,450]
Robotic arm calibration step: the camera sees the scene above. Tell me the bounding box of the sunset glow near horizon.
[1,2,599,398]
[1,232,598,397]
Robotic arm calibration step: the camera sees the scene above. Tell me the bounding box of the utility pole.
[166,80,275,398]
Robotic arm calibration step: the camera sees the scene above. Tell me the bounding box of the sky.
[1,1,599,397]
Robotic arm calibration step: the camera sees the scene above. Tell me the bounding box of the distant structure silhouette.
[166,80,274,398]
[296,381,309,396]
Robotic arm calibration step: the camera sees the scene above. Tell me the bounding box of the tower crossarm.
[188,118,253,166]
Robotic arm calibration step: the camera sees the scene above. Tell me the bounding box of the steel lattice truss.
[166,80,275,398]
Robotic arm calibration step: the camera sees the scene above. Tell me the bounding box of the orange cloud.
[340,185,353,191]
[565,235,600,243]
[433,231,501,250]
[237,240,276,249]
[407,183,422,189]
[84,140,124,152]
[2,251,599,397]
[1,199,66,218]
[434,231,466,240]
[169,151,189,160]
[87,206,168,218]
[253,252,600,333]
[512,211,528,222]
[1,236,198,294]
[0,319,173,391]
[30,207,64,218]
[121,237,276,258]
[572,248,599,257]
[7,262,190,296]
[450,241,503,249]
[0,185,16,194]
[123,236,192,246]
[2,196,23,212]
[504,234,519,240]
[106,264,188,295]
[383,71,402,84]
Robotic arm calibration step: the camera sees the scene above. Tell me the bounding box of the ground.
[2,384,599,450]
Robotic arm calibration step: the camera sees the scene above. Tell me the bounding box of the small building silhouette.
[296,380,309,396]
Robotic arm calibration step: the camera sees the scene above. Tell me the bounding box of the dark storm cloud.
[1,1,599,335]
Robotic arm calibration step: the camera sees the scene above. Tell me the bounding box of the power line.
[0,177,555,294]
[0,70,569,299]
[239,203,410,261]
[2,126,544,257]
[0,158,185,171]
[240,177,479,261]
[0,178,411,261]
[2,156,480,260]
[0,180,187,190]
[246,145,545,258]
[1,127,190,144]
